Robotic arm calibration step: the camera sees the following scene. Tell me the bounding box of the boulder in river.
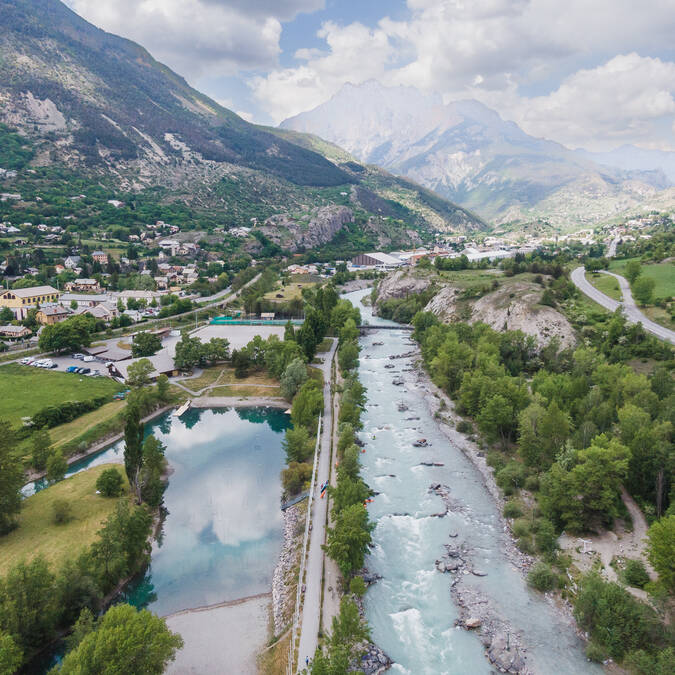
[465,617,482,629]
[487,633,526,673]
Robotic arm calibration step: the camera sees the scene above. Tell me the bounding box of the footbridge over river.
[359,324,414,331]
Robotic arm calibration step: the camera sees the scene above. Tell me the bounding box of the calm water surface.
[26,407,290,616]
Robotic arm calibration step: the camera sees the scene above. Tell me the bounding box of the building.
[74,304,117,322]
[64,278,102,293]
[64,256,81,269]
[0,325,32,339]
[59,293,110,308]
[0,285,61,319]
[351,252,403,269]
[92,251,109,265]
[37,304,71,325]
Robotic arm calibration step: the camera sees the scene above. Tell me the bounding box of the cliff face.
[374,268,576,347]
[261,205,355,251]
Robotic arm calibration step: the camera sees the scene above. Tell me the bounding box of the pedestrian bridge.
[358,324,414,331]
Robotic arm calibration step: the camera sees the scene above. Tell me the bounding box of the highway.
[295,338,338,671]
[570,266,675,345]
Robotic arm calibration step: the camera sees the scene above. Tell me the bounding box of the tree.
[625,260,642,284]
[96,468,124,497]
[0,421,22,534]
[124,406,144,501]
[646,515,675,590]
[0,556,58,652]
[633,276,655,305]
[282,462,312,495]
[126,358,156,388]
[0,307,14,323]
[0,631,22,675]
[291,380,323,431]
[202,337,229,363]
[131,332,161,358]
[31,428,51,471]
[477,394,513,448]
[280,358,307,401]
[338,341,359,372]
[38,316,93,353]
[57,604,183,675]
[156,374,170,402]
[46,449,68,483]
[325,503,373,577]
[283,426,314,464]
[173,331,203,371]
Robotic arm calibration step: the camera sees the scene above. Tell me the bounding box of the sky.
[63,0,675,152]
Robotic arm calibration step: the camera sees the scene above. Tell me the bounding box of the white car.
[83,355,95,362]
[20,357,35,365]
[39,359,54,368]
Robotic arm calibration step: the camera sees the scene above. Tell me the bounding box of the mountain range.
[282,81,675,228]
[0,0,485,253]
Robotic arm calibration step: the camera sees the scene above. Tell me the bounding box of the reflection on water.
[24,406,290,617]
[124,407,290,616]
[343,288,597,675]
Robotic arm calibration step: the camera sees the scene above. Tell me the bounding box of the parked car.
[72,353,85,360]
[83,355,95,362]
[80,367,91,374]
[87,370,101,377]
[20,357,35,365]
[49,363,58,369]
[66,366,78,373]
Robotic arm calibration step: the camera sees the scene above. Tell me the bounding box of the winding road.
[571,266,675,345]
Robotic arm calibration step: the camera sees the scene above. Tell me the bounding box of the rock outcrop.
[261,205,354,252]
[374,269,433,307]
[470,281,575,347]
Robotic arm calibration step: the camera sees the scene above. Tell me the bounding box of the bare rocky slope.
[374,268,575,347]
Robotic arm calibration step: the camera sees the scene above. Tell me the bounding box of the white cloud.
[250,21,394,122]
[251,0,675,149]
[63,0,322,80]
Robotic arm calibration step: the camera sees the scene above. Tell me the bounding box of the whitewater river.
[344,287,597,675]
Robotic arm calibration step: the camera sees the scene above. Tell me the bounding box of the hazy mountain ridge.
[282,81,675,227]
[0,0,485,245]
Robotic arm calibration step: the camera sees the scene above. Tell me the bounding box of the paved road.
[606,236,620,258]
[296,338,337,671]
[571,266,675,345]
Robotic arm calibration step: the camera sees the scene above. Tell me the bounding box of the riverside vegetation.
[410,285,674,669]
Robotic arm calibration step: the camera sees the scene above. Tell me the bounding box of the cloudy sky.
[64,0,675,151]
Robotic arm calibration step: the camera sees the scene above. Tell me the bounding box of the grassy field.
[263,275,318,302]
[178,365,279,393]
[585,272,622,301]
[0,364,119,428]
[609,259,675,298]
[0,464,129,575]
[208,385,283,397]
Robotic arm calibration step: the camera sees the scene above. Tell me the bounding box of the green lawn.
[585,272,622,301]
[0,464,129,576]
[0,364,119,428]
[609,259,675,298]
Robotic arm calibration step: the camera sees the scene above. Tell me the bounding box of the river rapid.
[344,287,598,675]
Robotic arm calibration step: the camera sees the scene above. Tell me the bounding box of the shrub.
[456,420,473,434]
[524,475,540,492]
[496,461,526,495]
[512,518,531,538]
[46,449,68,483]
[585,641,606,663]
[96,468,124,497]
[53,499,73,525]
[535,519,559,557]
[528,562,557,592]
[503,501,523,519]
[623,559,650,589]
[486,451,506,473]
[349,576,366,597]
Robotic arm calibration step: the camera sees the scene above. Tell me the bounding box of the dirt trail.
[559,488,656,598]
